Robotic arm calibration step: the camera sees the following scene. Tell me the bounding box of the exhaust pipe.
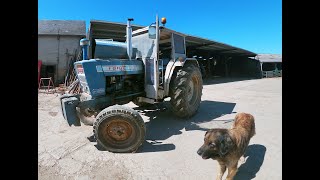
[80,38,90,60]
[126,18,134,60]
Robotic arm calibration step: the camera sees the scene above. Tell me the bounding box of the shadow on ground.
[135,100,236,153]
[92,140,176,153]
[234,144,267,180]
[89,100,236,153]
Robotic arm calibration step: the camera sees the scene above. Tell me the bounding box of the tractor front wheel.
[93,105,146,153]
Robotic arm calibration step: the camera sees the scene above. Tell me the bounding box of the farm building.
[38,19,280,85]
[38,20,86,84]
[253,54,282,78]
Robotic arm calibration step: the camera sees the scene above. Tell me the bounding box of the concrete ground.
[38,77,282,180]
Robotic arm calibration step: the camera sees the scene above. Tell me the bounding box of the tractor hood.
[94,39,137,59]
[87,20,143,59]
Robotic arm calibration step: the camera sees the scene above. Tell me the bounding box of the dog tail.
[234,113,256,138]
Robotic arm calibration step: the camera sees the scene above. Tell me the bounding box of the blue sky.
[38,0,282,54]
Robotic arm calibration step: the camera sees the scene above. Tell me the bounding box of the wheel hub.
[104,120,133,141]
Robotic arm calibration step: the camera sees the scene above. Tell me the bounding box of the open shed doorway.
[40,65,56,83]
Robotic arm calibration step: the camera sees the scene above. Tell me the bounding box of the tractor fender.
[163,58,199,97]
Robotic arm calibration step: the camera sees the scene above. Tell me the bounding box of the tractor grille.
[76,64,90,94]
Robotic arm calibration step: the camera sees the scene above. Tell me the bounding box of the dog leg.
[216,162,226,180]
[226,163,238,180]
[239,156,246,164]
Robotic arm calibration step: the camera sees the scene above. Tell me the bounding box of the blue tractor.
[60,16,203,153]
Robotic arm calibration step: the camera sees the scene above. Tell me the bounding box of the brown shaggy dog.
[197,113,256,180]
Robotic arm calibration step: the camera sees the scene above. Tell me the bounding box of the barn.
[38,20,86,84]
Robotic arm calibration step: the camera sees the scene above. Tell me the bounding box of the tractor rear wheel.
[169,63,203,118]
[93,105,146,153]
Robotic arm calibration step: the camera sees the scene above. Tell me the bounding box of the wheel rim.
[187,75,200,106]
[102,119,133,142]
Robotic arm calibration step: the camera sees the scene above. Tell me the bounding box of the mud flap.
[60,96,81,126]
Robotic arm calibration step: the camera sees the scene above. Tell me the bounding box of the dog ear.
[205,130,209,136]
[205,129,212,136]
[219,134,233,156]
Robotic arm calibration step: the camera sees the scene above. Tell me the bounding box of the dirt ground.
[38,77,282,180]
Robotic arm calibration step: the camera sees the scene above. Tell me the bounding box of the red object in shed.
[38,60,42,82]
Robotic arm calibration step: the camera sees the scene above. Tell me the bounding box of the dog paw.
[239,156,247,164]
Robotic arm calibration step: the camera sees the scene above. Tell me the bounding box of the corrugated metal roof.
[88,20,143,41]
[38,20,86,36]
[185,35,256,57]
[256,54,282,63]
[88,20,257,57]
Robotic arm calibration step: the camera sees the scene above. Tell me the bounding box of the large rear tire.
[93,105,146,153]
[169,63,203,118]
